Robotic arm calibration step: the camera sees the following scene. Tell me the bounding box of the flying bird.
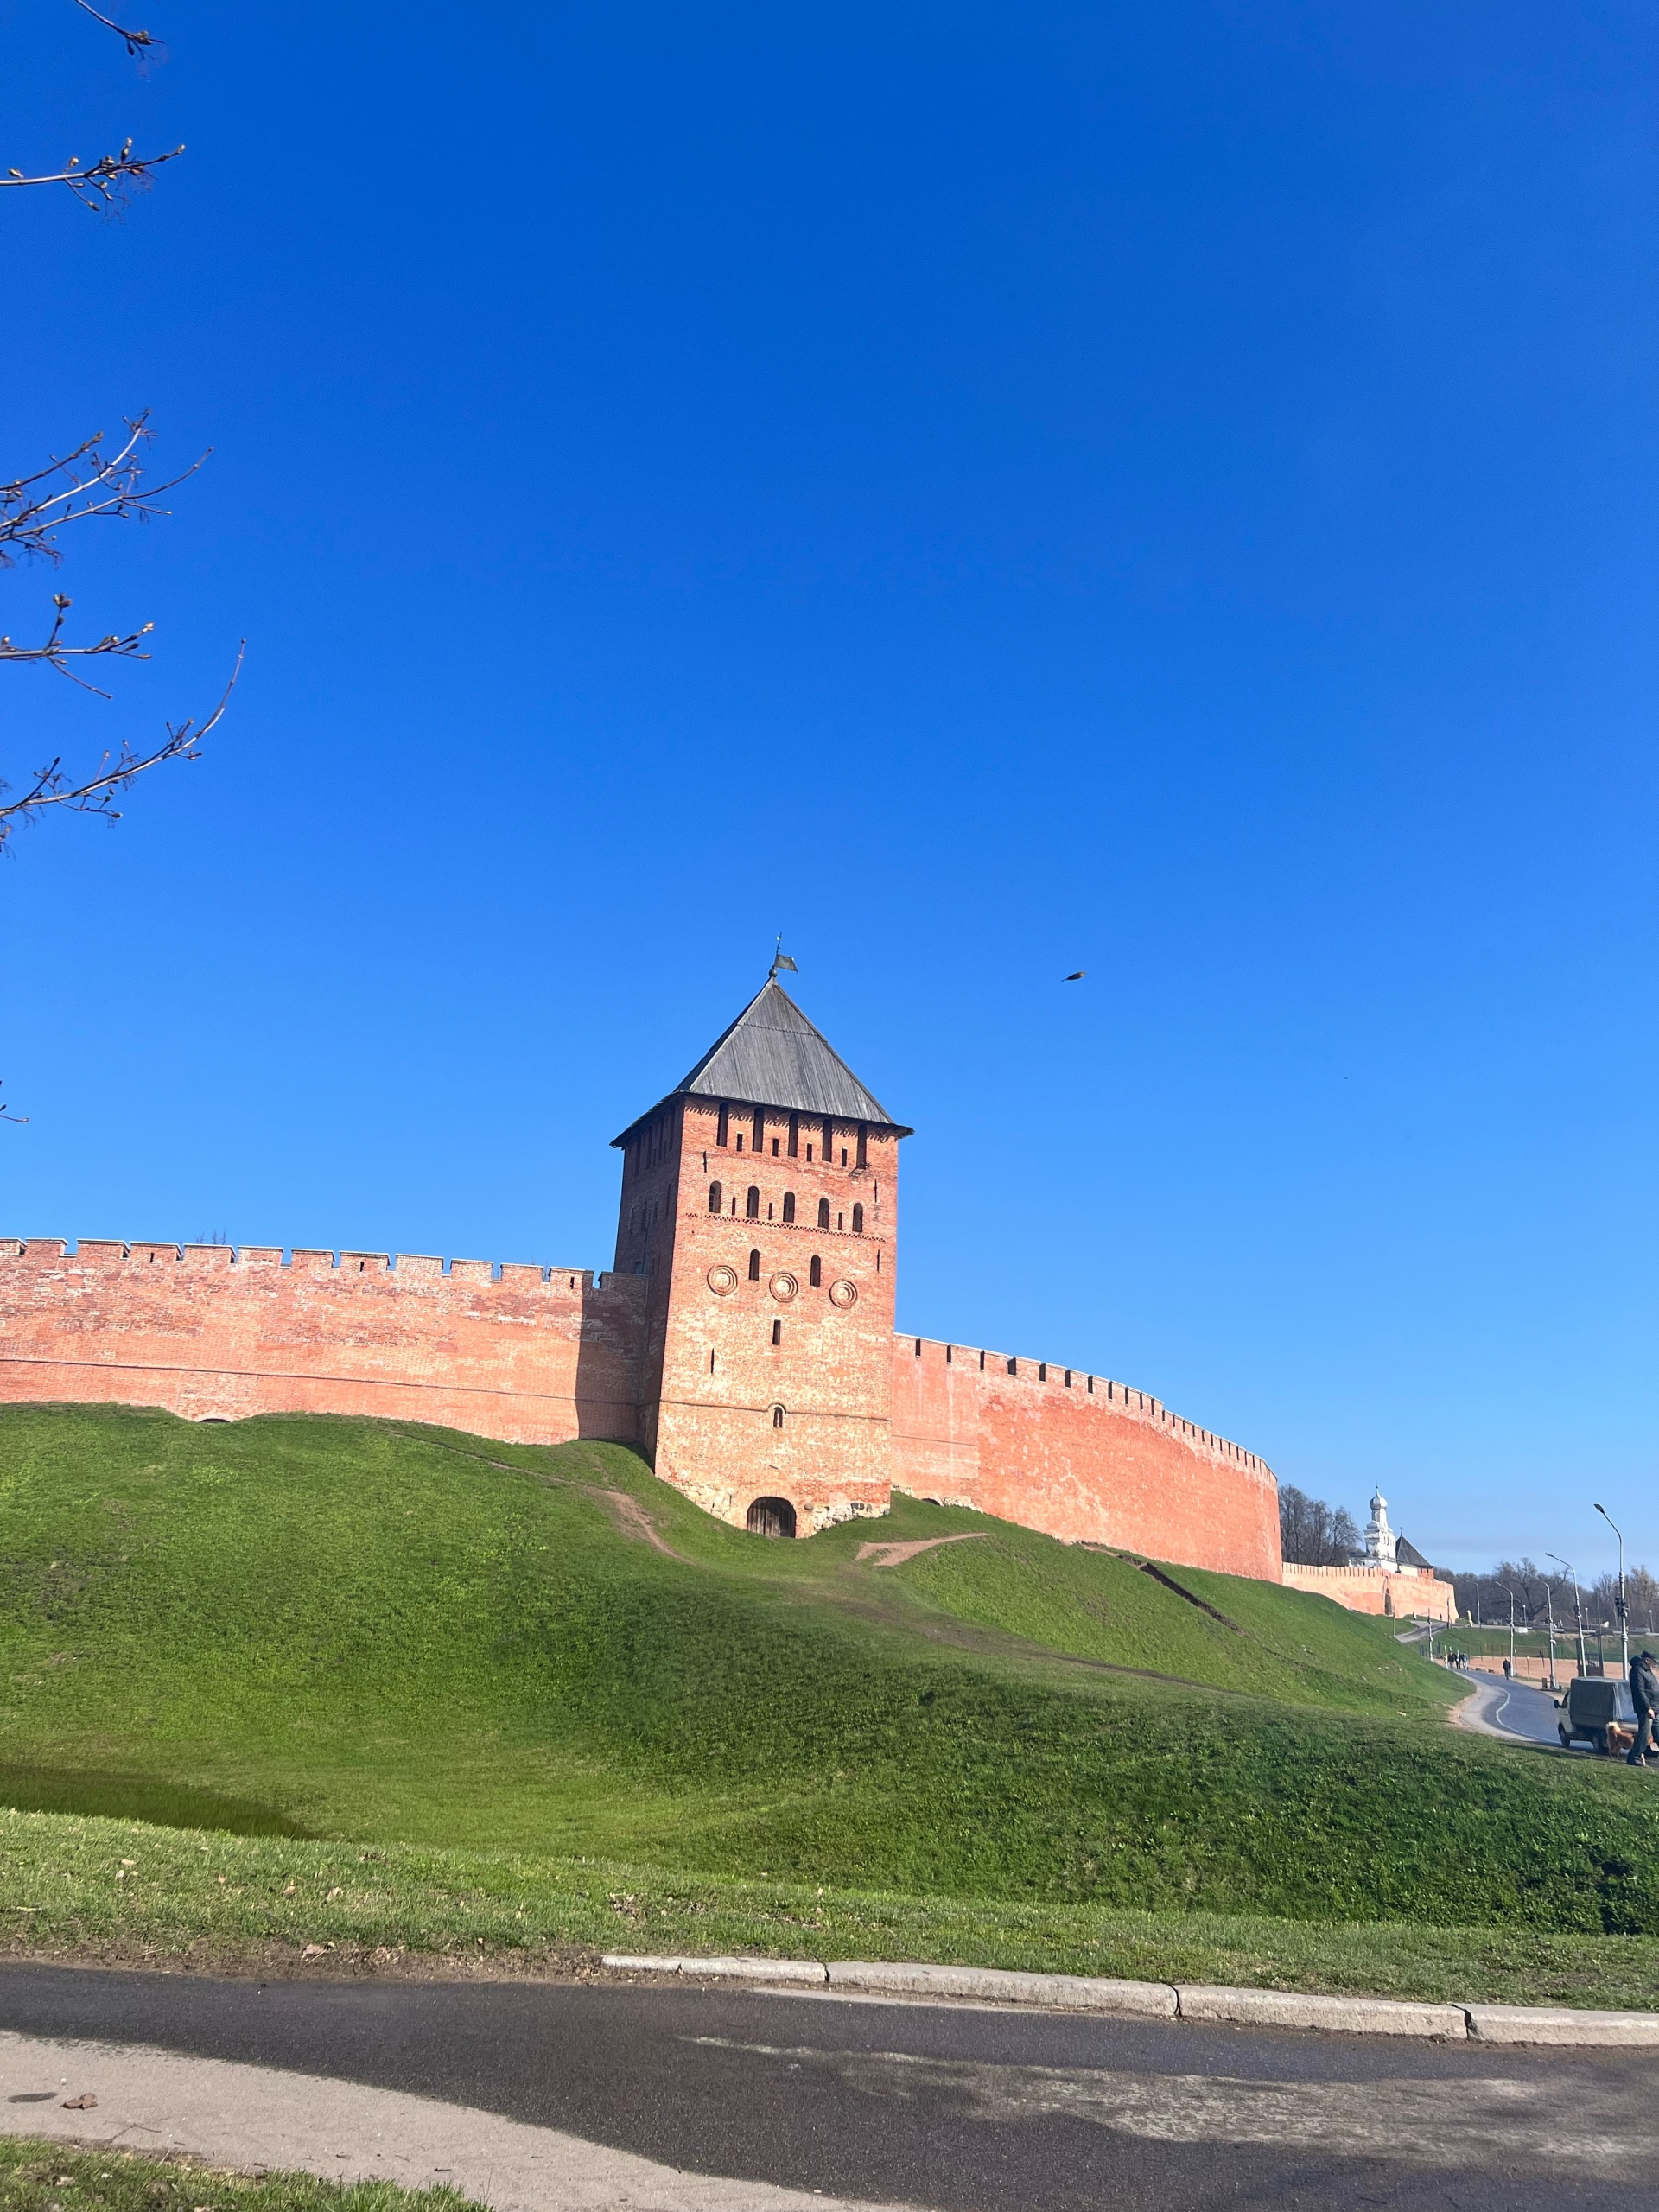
[1064,970,1085,982]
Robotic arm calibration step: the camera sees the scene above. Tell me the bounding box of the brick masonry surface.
[1280,1559,1457,1621]
[0,1239,645,1446]
[613,1099,899,1535]
[891,1334,1282,1580]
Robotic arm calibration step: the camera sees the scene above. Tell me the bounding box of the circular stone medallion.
[828,1277,858,1309]
[769,1272,798,1302]
[707,1264,739,1296]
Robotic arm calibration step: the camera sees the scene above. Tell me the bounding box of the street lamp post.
[1499,1582,1517,1681]
[1594,1504,1630,1678]
[1547,1552,1587,1679]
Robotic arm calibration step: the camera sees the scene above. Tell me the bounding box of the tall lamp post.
[1547,1552,1586,1680]
[1593,1504,1630,1677]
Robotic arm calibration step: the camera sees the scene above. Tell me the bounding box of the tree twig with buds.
[70,0,162,63]
[0,596,154,692]
[0,416,205,564]
[1,138,182,210]
[0,644,243,850]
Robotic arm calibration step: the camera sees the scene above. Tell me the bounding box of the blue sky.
[3,1,1656,1576]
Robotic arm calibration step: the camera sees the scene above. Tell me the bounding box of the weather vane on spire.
[769,936,798,982]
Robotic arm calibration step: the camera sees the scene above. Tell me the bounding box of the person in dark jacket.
[1627,1652,1659,1766]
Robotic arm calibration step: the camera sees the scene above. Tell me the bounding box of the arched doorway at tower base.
[746,1496,797,1540]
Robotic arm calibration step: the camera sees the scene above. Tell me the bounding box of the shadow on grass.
[0,1765,315,1838]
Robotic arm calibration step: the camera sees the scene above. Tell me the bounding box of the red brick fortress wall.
[0,1239,645,1447]
[1281,1560,1456,1621]
[891,1334,1281,1580]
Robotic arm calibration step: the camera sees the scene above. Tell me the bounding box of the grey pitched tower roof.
[613,981,911,1145]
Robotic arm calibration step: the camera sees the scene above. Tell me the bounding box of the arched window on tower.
[746,1186,761,1219]
[810,1255,822,1287]
[782,1192,796,1224]
[716,1104,729,1147]
[708,1182,722,1214]
[748,1249,761,1281]
[817,1198,830,1230]
[772,1404,785,1428]
[772,1318,782,1345]
[851,1203,864,1235]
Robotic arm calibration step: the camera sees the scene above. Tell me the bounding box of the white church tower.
[1364,1488,1399,1572]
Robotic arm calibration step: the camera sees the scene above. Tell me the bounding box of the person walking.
[1626,1650,1659,1767]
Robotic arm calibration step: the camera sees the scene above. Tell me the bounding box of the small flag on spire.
[770,937,798,979]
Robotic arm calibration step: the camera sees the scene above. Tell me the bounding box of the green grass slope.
[2,1403,1657,1941]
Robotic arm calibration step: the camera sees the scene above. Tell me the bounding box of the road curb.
[1173,1985,1465,2039]
[603,1953,829,1985]
[1465,2004,1659,2046]
[825,1961,1176,2016]
[599,1955,1659,2045]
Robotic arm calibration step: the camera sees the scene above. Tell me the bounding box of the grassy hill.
[2,1402,1658,1965]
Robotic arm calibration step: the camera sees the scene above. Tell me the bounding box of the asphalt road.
[0,1963,1652,2211]
[1481,1675,1572,1746]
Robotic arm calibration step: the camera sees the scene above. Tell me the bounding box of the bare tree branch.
[0,11,233,882]
[0,595,153,691]
[0,416,206,566]
[0,642,243,851]
[2,137,182,211]
[3,6,174,209]
[71,0,162,64]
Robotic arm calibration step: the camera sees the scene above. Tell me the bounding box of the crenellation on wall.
[0,1235,649,1450]
[1282,1559,1456,1622]
[891,1330,1280,1579]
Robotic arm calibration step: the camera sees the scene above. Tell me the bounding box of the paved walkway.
[1,1963,1655,2211]
[0,2026,914,2212]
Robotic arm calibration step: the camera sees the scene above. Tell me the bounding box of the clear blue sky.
[4,2,1656,1578]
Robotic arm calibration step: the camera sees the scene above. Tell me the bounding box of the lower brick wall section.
[1281,1560,1457,1621]
[890,1334,1282,1581]
[0,1241,645,1448]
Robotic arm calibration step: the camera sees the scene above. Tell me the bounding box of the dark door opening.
[746,1496,797,1540]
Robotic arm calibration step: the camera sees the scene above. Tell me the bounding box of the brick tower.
[612,979,911,1536]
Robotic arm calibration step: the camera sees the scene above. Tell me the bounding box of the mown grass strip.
[0,2139,482,2212]
[3,1808,1658,2012]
